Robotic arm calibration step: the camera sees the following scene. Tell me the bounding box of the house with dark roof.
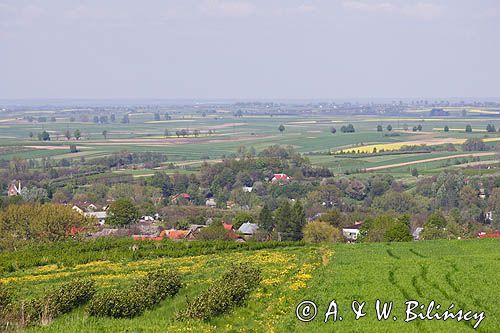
[238,222,259,236]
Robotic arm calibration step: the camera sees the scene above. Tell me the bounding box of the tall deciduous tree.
[106,199,139,227]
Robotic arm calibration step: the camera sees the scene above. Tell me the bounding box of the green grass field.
[1,239,497,332]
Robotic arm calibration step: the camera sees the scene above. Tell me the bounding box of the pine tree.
[258,204,274,234]
[290,201,306,240]
[275,200,292,241]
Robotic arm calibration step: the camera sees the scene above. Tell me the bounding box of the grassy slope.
[0,239,497,332]
[278,239,499,333]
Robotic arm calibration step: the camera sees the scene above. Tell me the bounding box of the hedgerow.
[176,263,262,321]
[88,269,182,318]
[17,278,95,326]
[0,239,303,273]
[0,282,12,318]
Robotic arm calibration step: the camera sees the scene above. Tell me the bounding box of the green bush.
[0,282,12,315]
[88,290,145,319]
[177,263,262,321]
[134,269,182,308]
[19,278,95,325]
[88,269,182,318]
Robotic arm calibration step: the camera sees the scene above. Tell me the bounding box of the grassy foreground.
[0,239,498,332]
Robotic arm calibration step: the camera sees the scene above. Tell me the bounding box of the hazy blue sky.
[1,0,499,99]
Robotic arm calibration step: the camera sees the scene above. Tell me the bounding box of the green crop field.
[0,109,499,179]
[0,239,497,332]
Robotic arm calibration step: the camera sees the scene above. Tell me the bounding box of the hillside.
[0,239,498,332]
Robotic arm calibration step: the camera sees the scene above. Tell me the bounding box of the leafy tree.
[465,124,472,133]
[462,138,487,151]
[21,187,49,203]
[196,221,231,240]
[319,210,346,228]
[444,125,449,132]
[0,204,91,250]
[39,130,51,141]
[29,132,34,139]
[330,127,337,134]
[341,124,355,133]
[384,222,412,242]
[486,124,496,132]
[99,115,108,123]
[417,124,422,131]
[278,124,285,135]
[372,191,426,214]
[232,212,254,229]
[102,130,108,140]
[377,125,383,132]
[411,168,419,178]
[74,129,81,140]
[386,124,392,132]
[303,221,341,243]
[106,199,140,227]
[359,214,410,243]
[421,212,448,240]
[426,211,447,228]
[345,179,367,200]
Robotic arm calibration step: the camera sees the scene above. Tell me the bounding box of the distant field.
[0,112,498,179]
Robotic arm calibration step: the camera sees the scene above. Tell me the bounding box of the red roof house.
[272,173,290,182]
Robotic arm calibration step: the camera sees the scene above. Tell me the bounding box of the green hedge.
[0,282,12,316]
[18,279,95,326]
[88,269,182,318]
[0,239,304,273]
[177,263,262,321]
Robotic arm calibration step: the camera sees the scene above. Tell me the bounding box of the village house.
[205,198,217,208]
[412,227,424,240]
[342,222,363,241]
[171,193,191,204]
[84,211,107,225]
[72,201,107,224]
[238,222,259,238]
[7,181,22,196]
[271,173,291,182]
[242,186,253,193]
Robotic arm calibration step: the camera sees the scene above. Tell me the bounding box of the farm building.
[84,211,107,225]
[342,222,362,241]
